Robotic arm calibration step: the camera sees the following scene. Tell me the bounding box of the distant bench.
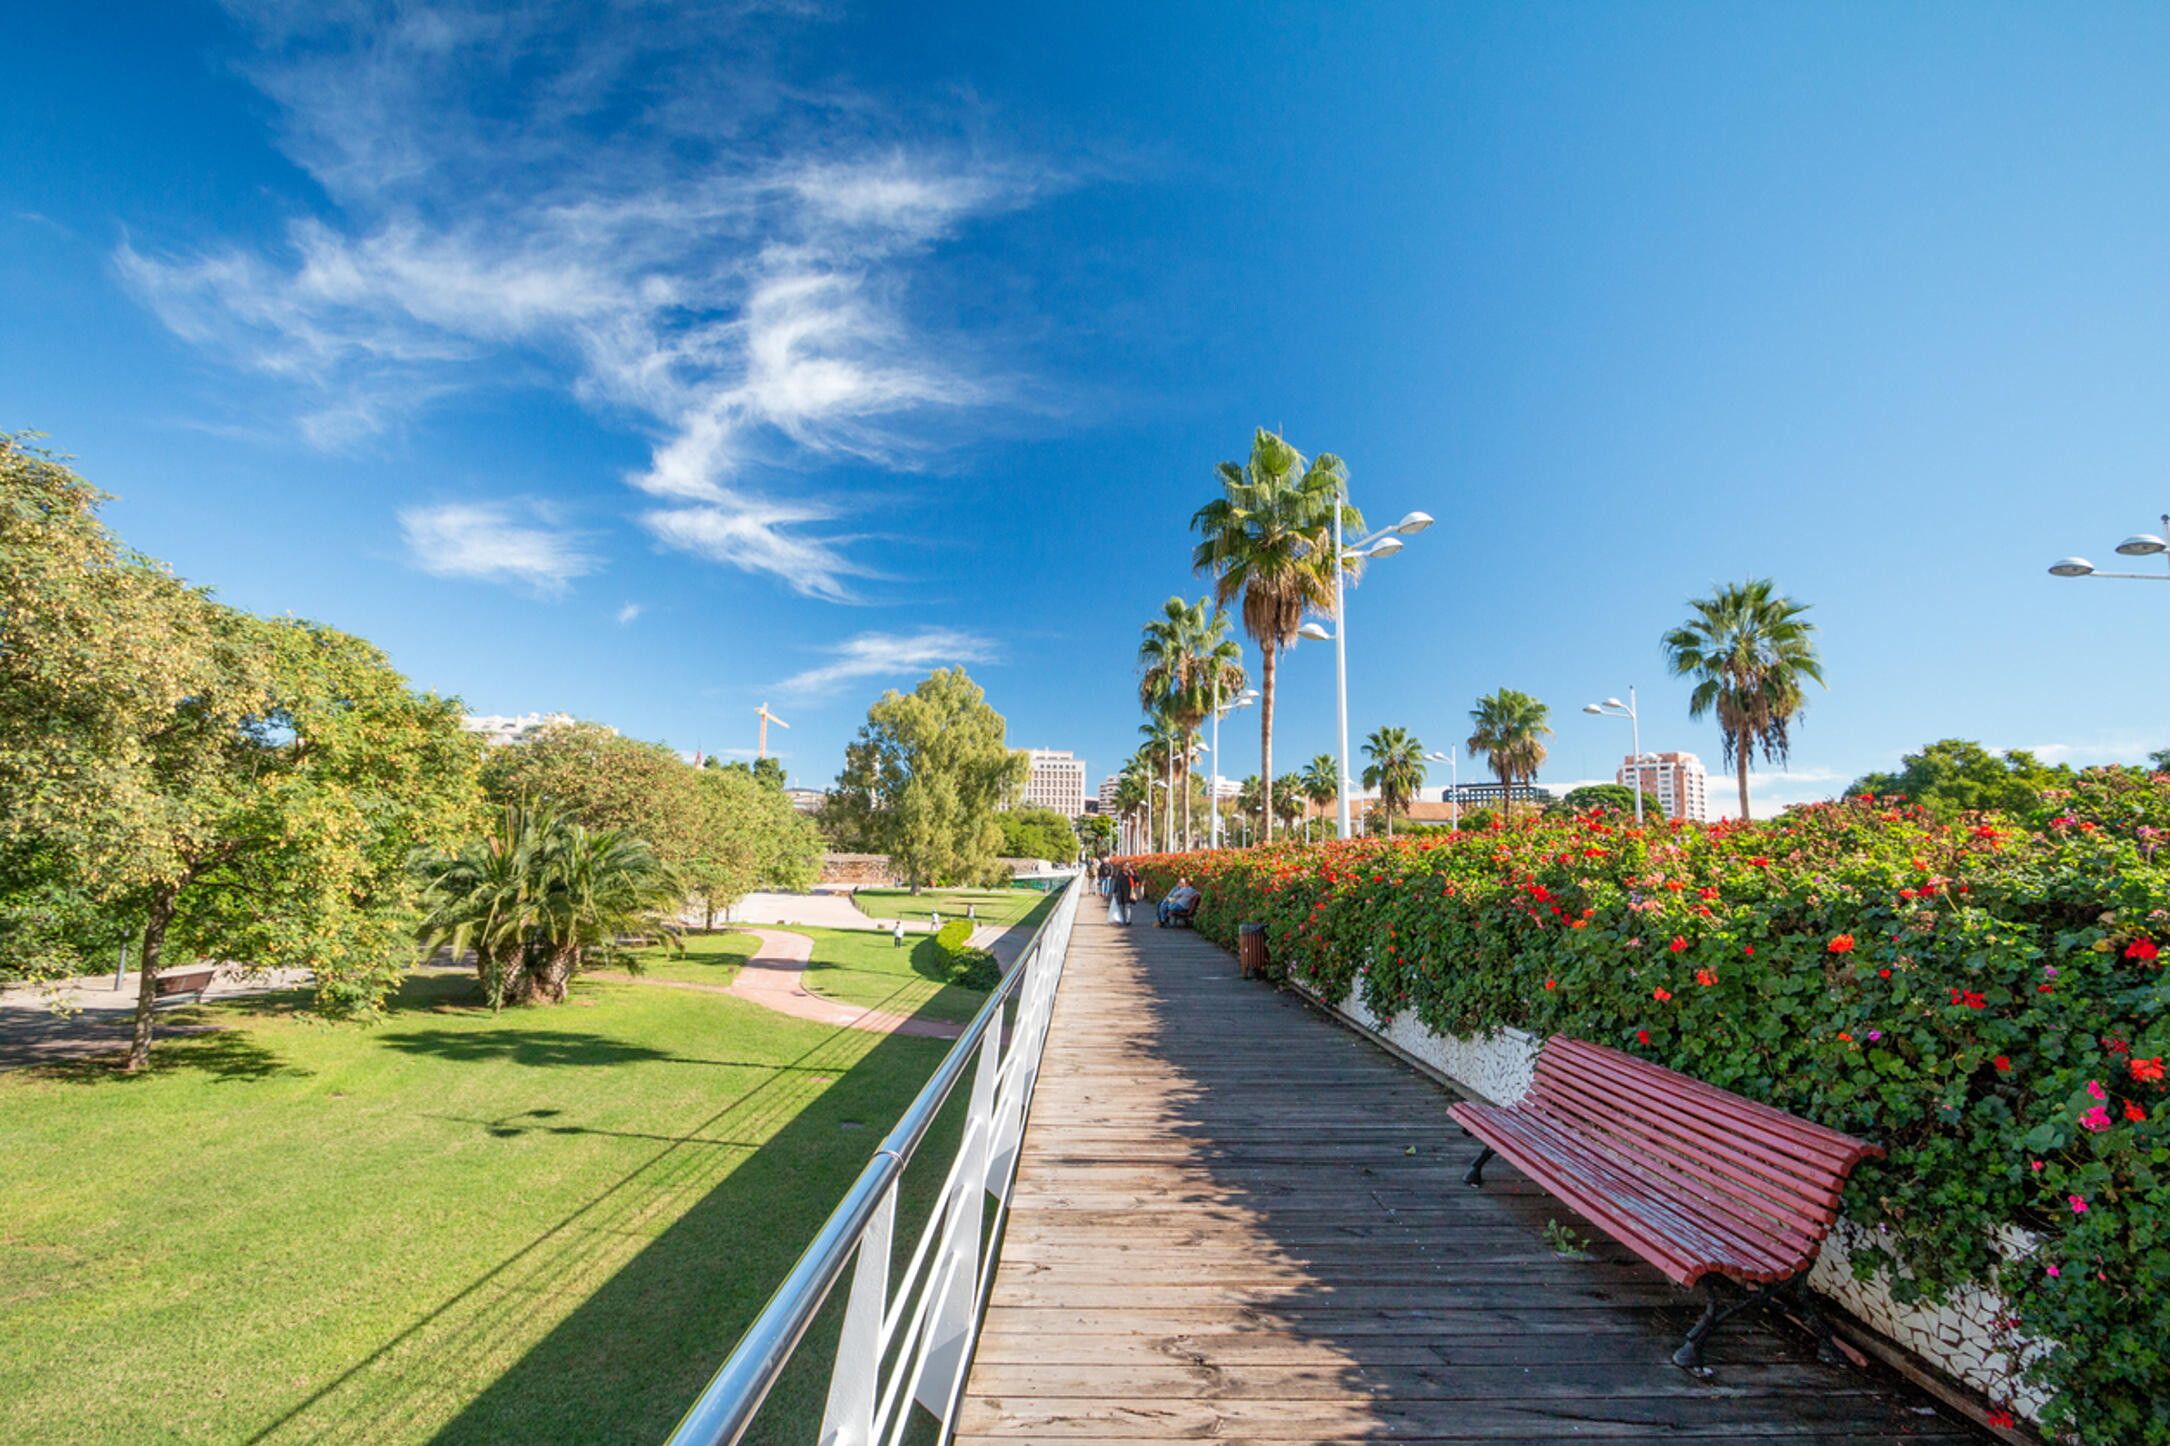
[1450,1034,1883,1373]
[152,966,218,1008]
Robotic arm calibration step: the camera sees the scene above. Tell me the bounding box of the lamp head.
[1298,622,1333,642]
[1582,703,1604,715]
[1394,510,1435,535]
[2048,557,2096,578]
[2115,533,2168,557]
[1367,536,1404,558]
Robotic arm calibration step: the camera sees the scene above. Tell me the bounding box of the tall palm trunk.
[1181,735,1194,850]
[1258,642,1278,842]
[126,885,179,1073]
[1735,730,1753,821]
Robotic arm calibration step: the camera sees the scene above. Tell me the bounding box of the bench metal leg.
[1461,1145,1495,1188]
[1672,1286,1723,1373]
[1787,1276,1845,1365]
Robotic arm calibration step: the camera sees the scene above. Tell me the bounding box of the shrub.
[1122,768,2170,1445]
[934,918,999,990]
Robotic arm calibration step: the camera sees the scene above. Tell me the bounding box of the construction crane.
[754,702,791,758]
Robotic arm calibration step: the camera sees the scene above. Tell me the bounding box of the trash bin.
[1237,922,1268,979]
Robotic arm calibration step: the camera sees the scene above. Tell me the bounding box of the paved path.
[721,928,963,1041]
[957,904,1981,1442]
[715,891,922,933]
[0,967,317,1070]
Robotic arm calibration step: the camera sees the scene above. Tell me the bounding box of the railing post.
[913,1030,1000,1415]
[817,1180,895,1446]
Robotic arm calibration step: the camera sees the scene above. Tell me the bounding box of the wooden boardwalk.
[957,904,1982,1443]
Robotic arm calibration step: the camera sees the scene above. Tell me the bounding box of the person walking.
[1110,862,1139,925]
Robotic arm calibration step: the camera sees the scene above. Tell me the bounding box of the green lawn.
[619,926,763,988]
[850,886,1047,929]
[795,926,990,1025]
[0,969,952,1444]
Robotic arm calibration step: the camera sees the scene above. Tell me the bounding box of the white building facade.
[462,711,578,747]
[1618,751,1709,822]
[1020,749,1089,819]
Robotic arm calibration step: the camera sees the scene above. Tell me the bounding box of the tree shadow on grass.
[5,1008,303,1084]
[244,1016,958,1446]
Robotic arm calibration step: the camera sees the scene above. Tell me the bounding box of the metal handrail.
[665,875,1083,1445]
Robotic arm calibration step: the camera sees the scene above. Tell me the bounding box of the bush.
[1123,767,2170,1445]
[934,918,999,990]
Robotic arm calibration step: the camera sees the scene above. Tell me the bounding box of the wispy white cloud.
[778,627,998,695]
[397,501,595,594]
[118,3,1055,598]
[614,601,642,626]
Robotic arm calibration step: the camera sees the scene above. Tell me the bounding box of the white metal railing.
[664,875,1082,1445]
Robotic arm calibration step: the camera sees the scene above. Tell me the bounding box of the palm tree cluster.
[413,802,684,1008]
[1115,429,1828,850]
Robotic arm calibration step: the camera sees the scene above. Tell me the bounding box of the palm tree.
[415,803,683,1007]
[1192,428,1361,842]
[1299,753,1339,839]
[1139,598,1247,851]
[1661,579,1825,821]
[1137,713,1187,851]
[1236,774,1264,844]
[1467,690,1552,816]
[1361,726,1427,837]
[1112,754,1151,851]
[1273,773,1307,834]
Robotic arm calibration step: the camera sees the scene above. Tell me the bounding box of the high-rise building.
[1098,774,1123,814]
[1019,749,1088,818]
[1619,751,1709,822]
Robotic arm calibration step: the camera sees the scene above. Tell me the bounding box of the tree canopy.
[1847,739,2074,819]
[1000,804,1080,864]
[829,669,1026,889]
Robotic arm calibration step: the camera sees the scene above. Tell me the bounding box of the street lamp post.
[1425,748,1458,830]
[2049,514,2170,584]
[1582,689,1644,825]
[1209,682,1259,850]
[1297,506,1433,842]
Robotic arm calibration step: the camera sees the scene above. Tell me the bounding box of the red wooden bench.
[1449,1034,1883,1373]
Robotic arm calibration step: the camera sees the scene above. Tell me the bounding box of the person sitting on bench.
[1157,877,1201,927]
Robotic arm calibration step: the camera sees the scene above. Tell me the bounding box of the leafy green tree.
[2,438,485,1067]
[1000,804,1080,864]
[481,721,705,868]
[415,803,682,1007]
[1467,690,1552,814]
[1192,428,1361,841]
[684,765,821,925]
[830,669,1026,889]
[1075,814,1116,857]
[707,754,786,789]
[1662,578,1826,821]
[1360,726,1427,837]
[1559,782,1659,819]
[2148,747,2170,772]
[1848,739,2073,819]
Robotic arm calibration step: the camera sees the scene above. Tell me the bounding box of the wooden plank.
[957,905,1980,1443]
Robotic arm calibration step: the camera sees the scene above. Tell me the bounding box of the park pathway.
[721,928,963,1041]
[956,906,1982,1442]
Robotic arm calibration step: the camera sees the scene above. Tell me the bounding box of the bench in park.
[152,966,218,1008]
[1450,1034,1883,1373]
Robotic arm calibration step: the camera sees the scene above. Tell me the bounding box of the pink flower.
[2029,1160,2045,1171]
[2045,1264,2061,1278]
[2067,1195,2088,1214]
[2086,1079,2107,1100]
[2080,1105,2112,1132]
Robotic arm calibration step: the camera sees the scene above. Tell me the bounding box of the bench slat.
[1468,1103,1817,1280]
[1452,1036,1884,1293]
[1540,1037,1875,1166]
[1530,1071,1850,1228]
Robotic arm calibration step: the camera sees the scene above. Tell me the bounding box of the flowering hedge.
[1124,768,2170,1444]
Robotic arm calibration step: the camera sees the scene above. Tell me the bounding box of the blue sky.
[8,2,2170,815]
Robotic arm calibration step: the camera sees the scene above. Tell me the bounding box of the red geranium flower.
[1993,1055,2010,1071]
[1635,1029,1651,1044]
[1652,987,1673,1002]
[2127,937,2160,961]
[2124,1100,2148,1123]
[1694,968,1718,987]
[2132,1056,2166,1083]
[1668,936,1688,953]
[1827,934,1855,954]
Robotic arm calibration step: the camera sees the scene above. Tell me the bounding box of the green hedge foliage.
[1126,768,2170,1444]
